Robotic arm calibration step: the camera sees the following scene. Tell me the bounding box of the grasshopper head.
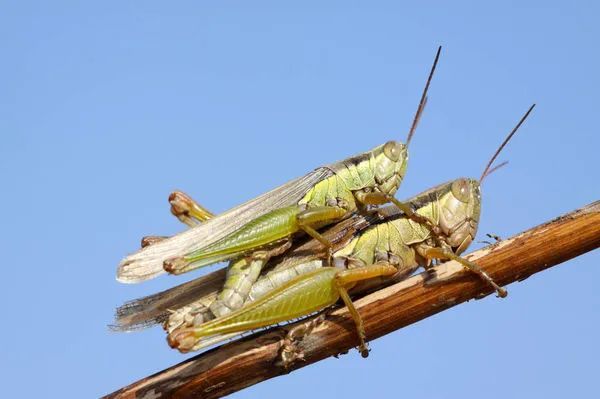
[438,178,482,255]
[373,140,408,196]
[435,105,534,256]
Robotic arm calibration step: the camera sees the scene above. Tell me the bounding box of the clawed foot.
[478,233,503,246]
[278,314,326,369]
[358,341,370,358]
[325,246,334,266]
[459,264,508,299]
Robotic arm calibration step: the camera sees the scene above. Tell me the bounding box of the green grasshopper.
[113,104,534,357]
[166,105,534,356]
[116,47,442,284]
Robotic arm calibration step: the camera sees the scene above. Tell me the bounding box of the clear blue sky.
[1,2,598,398]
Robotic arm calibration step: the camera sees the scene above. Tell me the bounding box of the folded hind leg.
[169,190,214,226]
[277,262,397,366]
[141,191,215,248]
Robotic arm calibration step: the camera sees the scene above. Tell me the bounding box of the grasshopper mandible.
[116,47,442,284]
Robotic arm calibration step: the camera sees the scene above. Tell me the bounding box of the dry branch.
[104,201,600,399]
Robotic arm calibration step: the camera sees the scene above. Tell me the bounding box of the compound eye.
[451,178,471,203]
[383,141,404,162]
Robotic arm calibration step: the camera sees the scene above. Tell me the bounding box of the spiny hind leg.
[140,191,215,248]
[296,205,348,263]
[165,206,306,274]
[278,262,397,365]
[278,261,397,365]
[419,244,508,298]
[334,262,398,357]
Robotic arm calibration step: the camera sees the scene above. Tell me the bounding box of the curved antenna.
[406,46,441,147]
[480,160,508,182]
[479,104,536,182]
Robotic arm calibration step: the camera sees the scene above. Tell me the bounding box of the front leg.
[355,190,440,237]
[417,243,508,298]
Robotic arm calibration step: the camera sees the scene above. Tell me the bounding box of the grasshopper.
[165,105,535,356]
[113,105,534,357]
[116,47,442,284]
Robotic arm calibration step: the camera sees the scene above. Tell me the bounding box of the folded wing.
[116,168,333,283]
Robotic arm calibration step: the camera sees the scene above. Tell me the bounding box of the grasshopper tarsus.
[486,233,502,242]
[360,347,371,358]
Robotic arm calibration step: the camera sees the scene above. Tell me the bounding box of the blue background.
[1,2,598,398]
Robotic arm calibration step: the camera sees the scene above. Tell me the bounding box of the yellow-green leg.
[334,263,398,357]
[168,263,398,354]
[296,206,348,262]
[166,205,348,274]
[141,191,215,248]
[355,190,440,236]
[169,190,215,227]
[420,245,508,298]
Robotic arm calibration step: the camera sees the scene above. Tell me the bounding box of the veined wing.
[117,167,333,283]
[112,206,386,331]
[111,268,226,331]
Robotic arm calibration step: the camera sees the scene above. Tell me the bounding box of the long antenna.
[406,45,441,147]
[479,104,536,182]
[481,161,509,182]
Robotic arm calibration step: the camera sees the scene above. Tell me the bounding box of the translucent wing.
[111,268,226,331]
[117,167,333,283]
[111,207,387,331]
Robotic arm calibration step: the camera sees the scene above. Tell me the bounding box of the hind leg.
[141,191,214,248]
[169,190,214,226]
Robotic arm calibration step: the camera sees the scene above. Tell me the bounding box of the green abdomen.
[299,174,359,210]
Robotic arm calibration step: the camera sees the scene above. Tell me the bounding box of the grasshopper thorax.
[437,178,481,255]
[373,140,408,196]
